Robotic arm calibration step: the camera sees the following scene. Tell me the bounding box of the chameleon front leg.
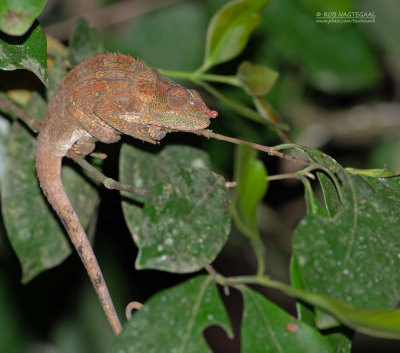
[93,93,166,143]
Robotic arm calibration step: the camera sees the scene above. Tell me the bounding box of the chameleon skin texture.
[35,53,217,335]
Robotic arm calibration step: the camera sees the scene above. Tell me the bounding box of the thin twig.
[196,129,311,165]
[0,95,41,132]
[204,264,230,295]
[225,172,302,188]
[125,301,144,320]
[67,151,150,197]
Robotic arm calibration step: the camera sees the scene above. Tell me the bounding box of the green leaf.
[138,167,230,272]
[290,256,315,326]
[0,0,46,36]
[241,286,334,353]
[288,145,400,310]
[0,21,47,85]
[345,167,400,178]
[0,272,27,353]
[0,112,11,185]
[258,0,381,93]
[291,257,353,352]
[69,18,105,67]
[109,275,233,353]
[201,0,269,71]
[232,144,268,239]
[120,144,211,244]
[237,61,279,97]
[104,1,208,71]
[255,277,400,339]
[1,93,98,282]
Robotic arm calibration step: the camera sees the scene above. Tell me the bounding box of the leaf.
[231,144,268,239]
[0,0,46,36]
[0,113,11,185]
[0,272,27,353]
[291,257,353,352]
[69,18,105,67]
[1,93,98,282]
[260,278,400,339]
[237,61,279,97]
[104,1,208,71]
[240,286,334,353]
[138,167,230,272]
[345,167,400,178]
[258,0,381,93]
[0,21,47,85]
[109,275,233,353]
[119,144,211,244]
[201,0,269,71]
[290,256,315,326]
[291,146,400,310]
[267,144,400,338]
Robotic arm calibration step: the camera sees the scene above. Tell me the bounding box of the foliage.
[0,0,399,352]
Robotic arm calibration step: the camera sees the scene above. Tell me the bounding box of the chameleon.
[34,53,218,335]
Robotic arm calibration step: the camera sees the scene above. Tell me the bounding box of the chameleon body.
[35,53,217,334]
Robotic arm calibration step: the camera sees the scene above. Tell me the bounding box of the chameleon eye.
[166,87,190,109]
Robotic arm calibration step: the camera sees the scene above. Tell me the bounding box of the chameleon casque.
[35,53,218,334]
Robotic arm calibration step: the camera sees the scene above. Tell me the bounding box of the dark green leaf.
[104,1,208,71]
[109,275,233,353]
[258,278,400,339]
[345,167,400,178]
[1,93,98,282]
[232,144,268,239]
[317,172,340,217]
[0,113,11,185]
[258,0,381,93]
[290,145,400,311]
[290,256,315,326]
[119,144,211,245]
[0,21,47,85]
[323,329,353,353]
[237,61,279,96]
[241,286,333,353]
[291,257,353,352]
[0,0,46,36]
[0,272,27,353]
[69,18,105,67]
[138,167,230,272]
[201,0,269,71]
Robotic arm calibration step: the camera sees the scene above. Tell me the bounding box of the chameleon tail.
[35,140,122,335]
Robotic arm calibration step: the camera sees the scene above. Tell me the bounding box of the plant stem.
[196,129,311,165]
[67,151,150,197]
[225,172,302,187]
[157,68,241,87]
[250,237,266,277]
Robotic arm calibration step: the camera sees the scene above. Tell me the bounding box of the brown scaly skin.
[35,53,217,335]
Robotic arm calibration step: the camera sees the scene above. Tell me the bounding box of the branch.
[0,95,41,132]
[67,151,150,197]
[196,129,311,165]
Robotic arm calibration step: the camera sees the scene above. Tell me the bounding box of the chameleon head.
[135,68,217,132]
